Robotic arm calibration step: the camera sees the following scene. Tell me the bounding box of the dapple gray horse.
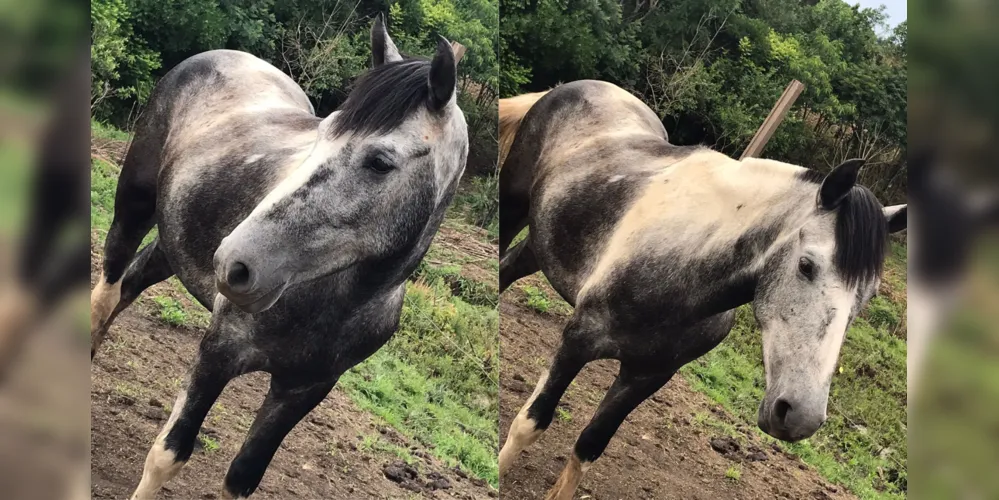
[497,80,906,499]
[90,17,468,499]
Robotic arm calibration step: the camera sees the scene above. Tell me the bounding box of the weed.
[725,465,742,481]
[522,286,550,313]
[112,382,145,400]
[153,296,188,326]
[556,407,572,423]
[198,434,220,454]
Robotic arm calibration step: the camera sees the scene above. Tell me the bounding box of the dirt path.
[90,253,497,499]
[499,295,853,500]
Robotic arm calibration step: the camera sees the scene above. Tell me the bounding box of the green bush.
[453,174,499,236]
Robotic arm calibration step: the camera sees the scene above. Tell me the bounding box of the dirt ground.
[499,294,854,500]
[90,252,497,499]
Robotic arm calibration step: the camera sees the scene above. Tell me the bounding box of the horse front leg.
[222,377,335,499]
[131,332,245,500]
[545,366,674,500]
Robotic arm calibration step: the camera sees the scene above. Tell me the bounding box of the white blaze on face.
[244,113,346,218]
[758,212,860,399]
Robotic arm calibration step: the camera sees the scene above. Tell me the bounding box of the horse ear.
[428,35,456,111]
[818,158,865,209]
[883,204,907,233]
[371,13,402,67]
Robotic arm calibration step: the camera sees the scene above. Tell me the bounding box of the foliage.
[90,0,499,175]
[521,285,550,314]
[500,0,907,203]
[152,296,187,326]
[452,173,499,237]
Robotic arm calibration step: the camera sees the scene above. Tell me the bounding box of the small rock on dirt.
[383,461,418,483]
[512,373,526,382]
[709,436,740,456]
[745,445,768,462]
[149,398,163,408]
[426,471,451,490]
[140,407,165,421]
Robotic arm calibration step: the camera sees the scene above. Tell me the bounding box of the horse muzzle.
[213,240,289,313]
[757,394,827,442]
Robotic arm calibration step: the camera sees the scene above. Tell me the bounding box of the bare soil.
[90,250,497,499]
[499,297,855,500]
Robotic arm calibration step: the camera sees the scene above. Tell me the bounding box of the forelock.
[331,59,432,137]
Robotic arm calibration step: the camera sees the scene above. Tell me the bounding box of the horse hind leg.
[222,377,335,498]
[91,238,174,357]
[499,316,594,477]
[91,146,162,356]
[498,167,531,256]
[545,366,674,500]
[499,237,540,293]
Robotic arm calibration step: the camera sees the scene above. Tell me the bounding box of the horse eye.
[798,257,815,280]
[366,156,395,174]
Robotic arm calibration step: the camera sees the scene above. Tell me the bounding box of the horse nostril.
[226,261,252,290]
[774,398,792,424]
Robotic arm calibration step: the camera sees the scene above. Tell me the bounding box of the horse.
[496,80,906,499]
[89,16,468,499]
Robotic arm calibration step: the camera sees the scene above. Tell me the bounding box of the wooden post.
[739,80,805,160]
[451,41,467,64]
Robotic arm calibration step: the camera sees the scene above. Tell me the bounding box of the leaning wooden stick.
[740,79,805,160]
[451,41,467,63]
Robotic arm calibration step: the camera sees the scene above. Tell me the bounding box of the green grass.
[152,296,189,327]
[92,119,132,142]
[359,434,418,464]
[413,259,497,308]
[725,464,742,482]
[556,406,572,424]
[339,277,498,486]
[522,285,551,313]
[681,249,908,499]
[198,434,221,454]
[89,122,499,488]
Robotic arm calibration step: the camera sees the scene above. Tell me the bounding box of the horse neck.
[695,157,817,271]
[639,156,817,311]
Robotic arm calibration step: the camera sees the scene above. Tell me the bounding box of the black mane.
[331,58,431,136]
[799,171,888,286]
